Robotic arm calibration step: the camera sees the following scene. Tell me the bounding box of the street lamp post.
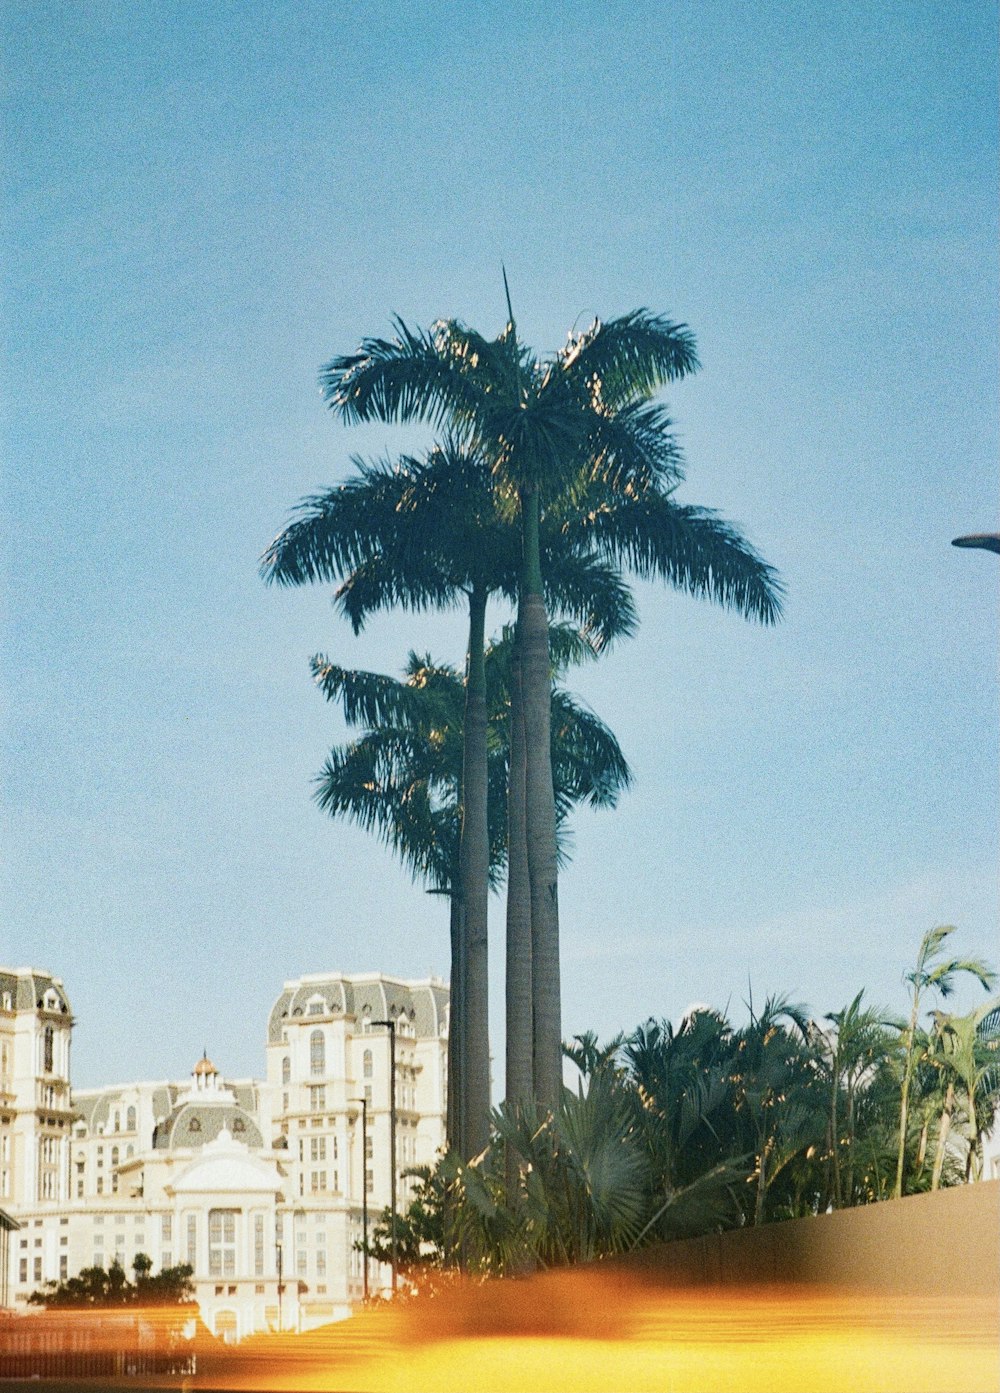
[952,533,1000,555]
[350,1096,369,1300]
[372,1018,397,1294]
[276,1239,283,1330]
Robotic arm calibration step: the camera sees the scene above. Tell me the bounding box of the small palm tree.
[927,998,1000,1187]
[894,926,996,1197]
[809,992,900,1208]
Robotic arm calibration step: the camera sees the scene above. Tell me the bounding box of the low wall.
[615,1180,1000,1295]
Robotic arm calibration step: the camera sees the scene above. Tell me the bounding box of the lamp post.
[372,1018,397,1293]
[275,1238,283,1330]
[350,1096,369,1300]
[952,533,1000,555]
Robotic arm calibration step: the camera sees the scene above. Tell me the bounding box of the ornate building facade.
[0,967,449,1341]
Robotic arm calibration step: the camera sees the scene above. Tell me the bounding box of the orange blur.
[3,1274,996,1392]
[202,1270,998,1393]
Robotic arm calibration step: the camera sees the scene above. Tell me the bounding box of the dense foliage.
[365,937,998,1281]
[29,1254,195,1309]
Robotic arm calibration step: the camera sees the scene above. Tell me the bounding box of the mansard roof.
[153,1101,262,1151]
[0,967,71,1016]
[267,973,449,1043]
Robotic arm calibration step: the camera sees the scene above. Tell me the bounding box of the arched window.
[310,1030,325,1077]
[363,1049,373,1080]
[43,1026,54,1074]
[126,1107,136,1132]
[281,1056,290,1085]
[114,1111,121,1133]
[111,1146,119,1168]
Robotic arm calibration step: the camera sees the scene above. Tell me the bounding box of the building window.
[126,1106,136,1132]
[33,1257,42,1283]
[208,1210,237,1277]
[281,1056,290,1085]
[163,1250,172,1269]
[43,1026,54,1074]
[310,1137,326,1162]
[59,1255,68,1280]
[365,1168,374,1194]
[310,1171,326,1193]
[308,1001,324,1016]
[96,1177,103,1195]
[186,1214,197,1267]
[296,1248,307,1277]
[309,1085,325,1113]
[114,1111,120,1132]
[310,1031,325,1077]
[363,1049,373,1080]
[254,1214,265,1276]
[316,1249,326,1277]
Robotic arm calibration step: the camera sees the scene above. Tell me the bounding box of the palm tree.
[894,926,996,1197]
[319,299,783,1114]
[262,443,635,1156]
[927,998,1000,1187]
[809,992,900,1208]
[308,636,630,1155]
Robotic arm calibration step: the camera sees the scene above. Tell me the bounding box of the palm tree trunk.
[894,999,920,1199]
[930,1083,954,1191]
[966,1077,980,1182]
[505,640,533,1113]
[830,1057,842,1208]
[446,889,465,1157]
[519,487,562,1112]
[460,587,491,1159]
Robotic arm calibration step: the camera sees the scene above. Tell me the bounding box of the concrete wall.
[616,1180,1000,1295]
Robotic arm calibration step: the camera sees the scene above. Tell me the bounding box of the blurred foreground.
[190,1270,998,1393]
[4,1268,995,1393]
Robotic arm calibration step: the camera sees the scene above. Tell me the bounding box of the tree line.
[365,924,998,1280]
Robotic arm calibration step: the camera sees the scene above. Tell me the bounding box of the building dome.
[192,1052,217,1077]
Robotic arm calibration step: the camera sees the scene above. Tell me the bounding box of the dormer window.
[188,1117,202,1134]
[307,1000,324,1016]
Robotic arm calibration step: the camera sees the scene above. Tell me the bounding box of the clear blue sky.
[3,1,997,1088]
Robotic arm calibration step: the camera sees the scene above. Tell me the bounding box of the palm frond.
[570,490,784,625]
[558,310,700,411]
[320,317,484,433]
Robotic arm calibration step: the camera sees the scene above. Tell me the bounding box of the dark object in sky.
[952,533,1000,555]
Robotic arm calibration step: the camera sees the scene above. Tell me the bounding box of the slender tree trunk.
[966,1078,980,1182]
[519,487,562,1112]
[894,998,920,1199]
[460,587,491,1159]
[930,1083,954,1191]
[446,890,465,1158]
[830,1055,841,1208]
[754,1133,772,1225]
[505,639,533,1113]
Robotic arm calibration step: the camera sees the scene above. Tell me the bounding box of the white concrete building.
[1,967,448,1341]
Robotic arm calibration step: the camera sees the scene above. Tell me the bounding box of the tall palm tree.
[262,444,634,1156]
[319,301,783,1114]
[894,925,996,1197]
[308,636,630,1154]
